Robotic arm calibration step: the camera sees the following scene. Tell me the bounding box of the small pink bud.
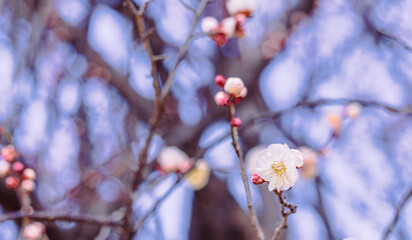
[1,145,17,163]
[5,176,20,189]
[21,179,36,193]
[23,168,37,180]
[230,118,242,127]
[23,222,45,239]
[12,162,24,174]
[214,91,230,106]
[251,173,265,185]
[0,160,11,177]
[215,75,226,88]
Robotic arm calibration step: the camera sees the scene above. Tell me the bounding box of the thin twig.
[271,190,297,240]
[382,187,412,240]
[0,211,123,227]
[228,103,265,240]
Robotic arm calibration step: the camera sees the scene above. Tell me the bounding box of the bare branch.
[382,187,412,240]
[153,54,168,62]
[179,0,196,14]
[271,190,297,240]
[160,0,211,100]
[227,103,265,240]
[123,0,210,239]
[0,211,123,227]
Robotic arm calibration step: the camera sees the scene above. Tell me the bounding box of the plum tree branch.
[0,210,123,227]
[382,187,412,240]
[123,0,210,239]
[228,103,265,240]
[271,190,297,240]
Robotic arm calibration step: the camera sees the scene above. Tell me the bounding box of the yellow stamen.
[271,161,286,176]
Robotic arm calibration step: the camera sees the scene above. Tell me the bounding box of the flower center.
[271,161,286,176]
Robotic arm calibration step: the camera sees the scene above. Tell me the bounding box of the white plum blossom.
[256,144,304,191]
[226,0,256,17]
[224,77,247,98]
[157,146,193,173]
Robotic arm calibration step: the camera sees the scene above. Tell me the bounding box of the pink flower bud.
[215,75,226,88]
[23,222,45,239]
[21,179,36,193]
[0,160,10,178]
[12,162,24,174]
[214,91,230,106]
[230,117,242,127]
[224,77,246,98]
[5,176,19,189]
[251,173,265,185]
[1,145,17,163]
[23,168,37,180]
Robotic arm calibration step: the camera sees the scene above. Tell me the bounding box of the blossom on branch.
[255,144,303,191]
[157,146,193,173]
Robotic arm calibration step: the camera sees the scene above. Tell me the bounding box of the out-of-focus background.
[0,0,412,239]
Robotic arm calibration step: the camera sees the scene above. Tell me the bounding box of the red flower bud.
[251,173,265,185]
[215,75,226,88]
[230,117,242,127]
[12,162,24,174]
[5,176,20,189]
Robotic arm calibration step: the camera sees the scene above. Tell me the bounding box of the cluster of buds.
[201,0,256,46]
[214,75,247,127]
[214,75,247,106]
[0,145,37,193]
[157,146,193,174]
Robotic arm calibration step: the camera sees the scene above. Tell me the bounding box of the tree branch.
[228,103,265,240]
[160,0,211,100]
[271,190,297,240]
[0,211,123,227]
[123,0,210,239]
[382,187,412,240]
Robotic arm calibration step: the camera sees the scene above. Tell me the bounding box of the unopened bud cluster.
[201,0,255,46]
[214,75,247,107]
[0,145,37,193]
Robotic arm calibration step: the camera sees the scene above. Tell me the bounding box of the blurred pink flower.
[158,146,193,173]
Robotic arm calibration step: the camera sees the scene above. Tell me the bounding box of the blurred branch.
[179,0,196,14]
[160,0,211,100]
[271,190,297,240]
[123,0,210,239]
[0,210,122,227]
[132,177,182,233]
[228,103,265,240]
[382,187,412,240]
